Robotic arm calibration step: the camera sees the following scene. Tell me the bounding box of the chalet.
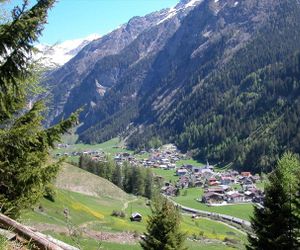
[161,185,177,196]
[122,152,130,157]
[227,192,245,203]
[241,172,252,177]
[192,166,203,173]
[208,177,219,186]
[241,177,254,186]
[207,187,226,194]
[178,176,189,188]
[194,180,204,187]
[202,192,224,204]
[244,191,256,201]
[130,212,142,222]
[167,163,176,169]
[182,164,193,171]
[159,164,168,169]
[176,168,188,176]
[220,176,233,185]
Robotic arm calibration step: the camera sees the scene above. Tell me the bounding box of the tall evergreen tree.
[140,197,187,250]
[123,161,133,193]
[247,152,300,249]
[144,168,153,199]
[132,166,145,196]
[112,165,123,189]
[0,0,78,218]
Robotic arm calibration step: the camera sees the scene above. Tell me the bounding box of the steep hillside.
[43,0,201,126]
[55,162,130,201]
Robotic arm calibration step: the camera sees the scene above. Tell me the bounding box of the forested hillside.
[130,0,300,172]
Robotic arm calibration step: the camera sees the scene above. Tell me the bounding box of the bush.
[44,185,56,202]
[111,210,125,218]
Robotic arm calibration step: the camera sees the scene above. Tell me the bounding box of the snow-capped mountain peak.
[35,33,100,67]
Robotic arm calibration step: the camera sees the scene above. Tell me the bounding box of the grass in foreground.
[49,231,237,250]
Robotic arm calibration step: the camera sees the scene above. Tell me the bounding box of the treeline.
[79,155,156,199]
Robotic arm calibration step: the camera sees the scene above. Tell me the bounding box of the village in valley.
[56,143,265,208]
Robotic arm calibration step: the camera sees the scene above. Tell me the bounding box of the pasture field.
[53,137,133,156]
[152,168,179,183]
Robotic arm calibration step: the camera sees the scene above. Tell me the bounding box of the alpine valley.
[43,0,300,173]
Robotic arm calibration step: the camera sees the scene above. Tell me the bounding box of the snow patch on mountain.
[157,0,203,25]
[185,0,202,8]
[35,33,100,67]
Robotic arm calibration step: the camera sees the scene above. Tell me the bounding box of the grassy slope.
[176,158,205,167]
[53,137,134,164]
[152,168,179,183]
[53,137,132,155]
[55,162,130,200]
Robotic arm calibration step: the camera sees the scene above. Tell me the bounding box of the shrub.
[111,210,125,218]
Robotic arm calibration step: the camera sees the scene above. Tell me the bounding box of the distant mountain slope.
[43,0,203,127]
[45,0,300,172]
[55,163,130,201]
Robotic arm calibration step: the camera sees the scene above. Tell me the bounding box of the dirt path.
[122,198,138,211]
[29,223,139,244]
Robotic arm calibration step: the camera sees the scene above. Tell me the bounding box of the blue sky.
[5,0,180,44]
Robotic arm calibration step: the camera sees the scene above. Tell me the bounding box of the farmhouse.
[220,176,234,185]
[176,168,188,176]
[130,212,142,222]
[202,192,224,204]
[226,192,245,203]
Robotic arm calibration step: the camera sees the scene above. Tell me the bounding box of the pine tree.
[144,168,153,199]
[112,165,123,189]
[123,161,133,193]
[0,0,78,218]
[140,197,187,250]
[247,152,300,249]
[132,166,145,196]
